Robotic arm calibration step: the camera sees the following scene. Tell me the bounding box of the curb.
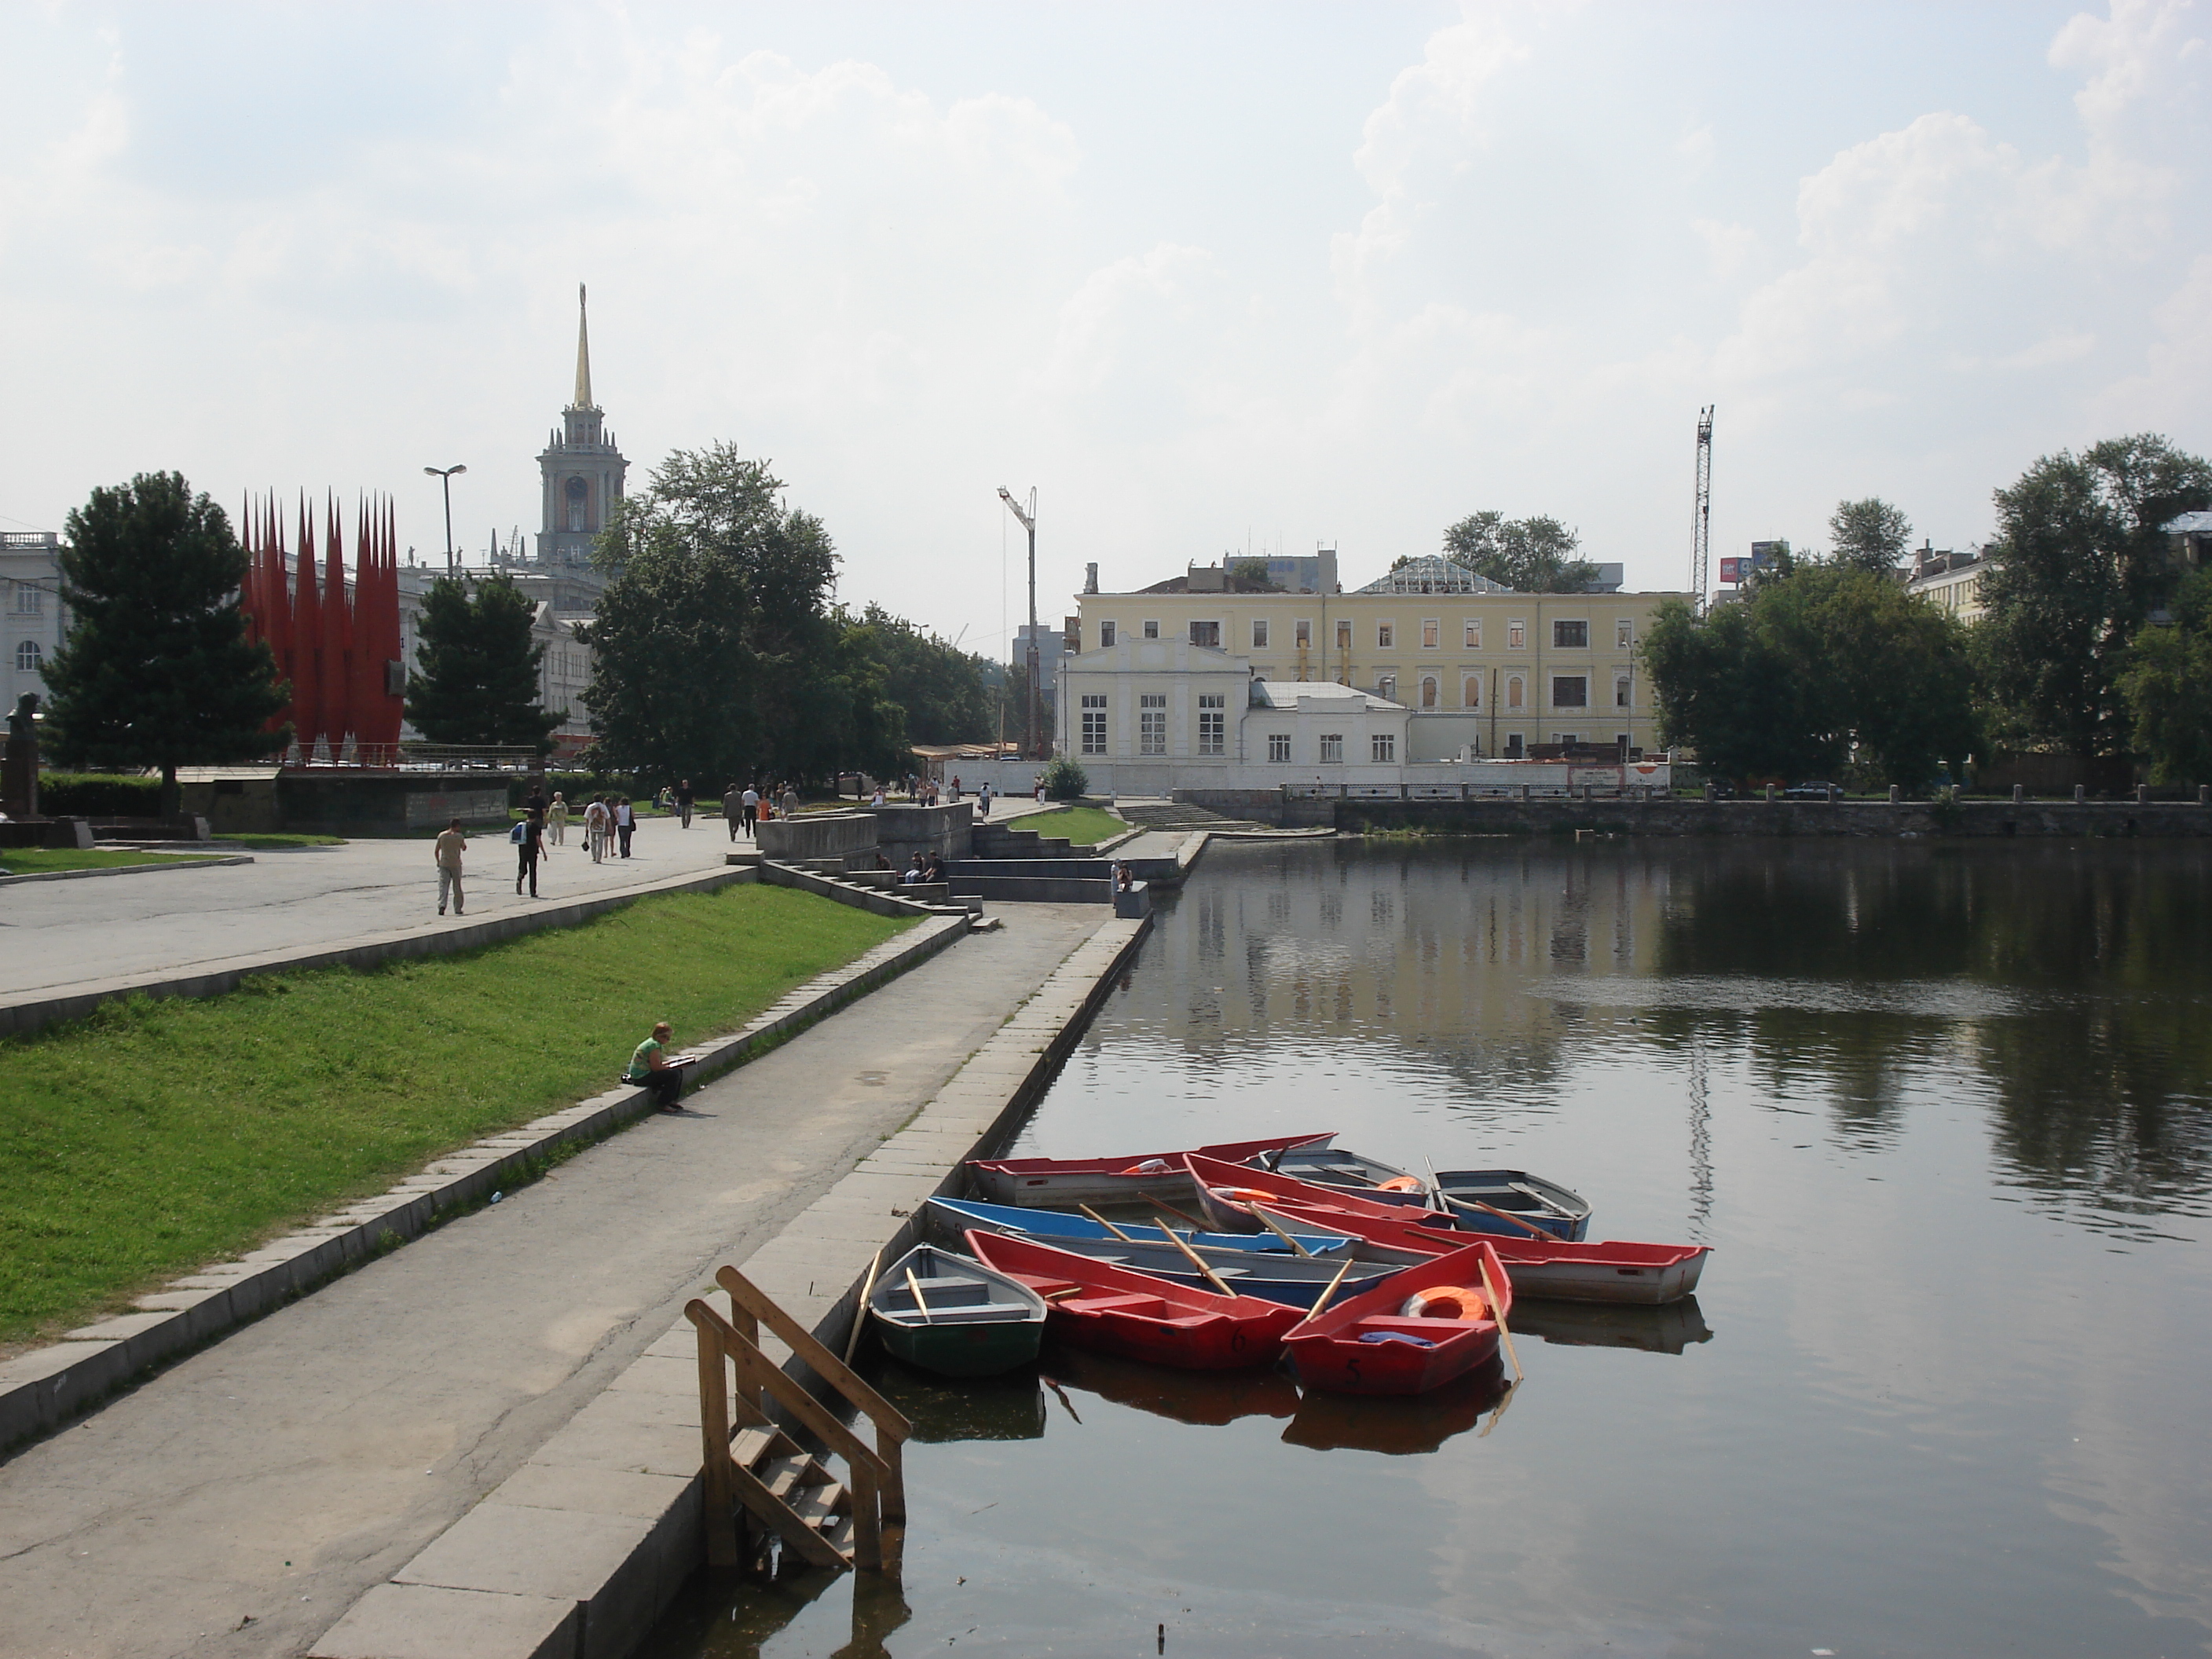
[310,910,1155,1659]
[0,854,254,888]
[0,860,760,1040]
[0,910,969,1463]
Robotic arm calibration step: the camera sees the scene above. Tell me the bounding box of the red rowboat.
[1252,1198,1711,1306]
[1185,1152,1456,1233]
[965,1229,1303,1370]
[968,1133,1334,1208]
[1282,1239,1514,1396]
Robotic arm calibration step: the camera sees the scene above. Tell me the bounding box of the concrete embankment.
[1175,789,2212,839]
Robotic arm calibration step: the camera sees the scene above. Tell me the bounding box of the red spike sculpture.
[240,490,406,764]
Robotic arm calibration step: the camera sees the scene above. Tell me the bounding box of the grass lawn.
[215,833,344,850]
[1021,806,1130,848]
[0,848,223,877]
[0,883,909,1348]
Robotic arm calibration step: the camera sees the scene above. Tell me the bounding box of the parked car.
[1783,781,1838,800]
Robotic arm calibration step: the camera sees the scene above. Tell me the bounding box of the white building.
[2,533,66,716]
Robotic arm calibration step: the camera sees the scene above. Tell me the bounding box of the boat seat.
[1070,1293,1172,1317]
[957,1302,1042,1322]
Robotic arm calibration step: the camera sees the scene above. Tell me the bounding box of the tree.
[403,573,560,752]
[1976,434,2212,757]
[1643,565,1977,787]
[1441,512,1599,592]
[43,471,288,818]
[2118,570,2212,786]
[848,604,997,746]
[1828,498,1912,573]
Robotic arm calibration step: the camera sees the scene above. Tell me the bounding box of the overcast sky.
[4,1,2207,653]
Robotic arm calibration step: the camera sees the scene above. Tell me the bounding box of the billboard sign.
[1719,556,1745,584]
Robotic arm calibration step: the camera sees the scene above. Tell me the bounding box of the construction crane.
[1690,406,1714,614]
[997,486,1042,760]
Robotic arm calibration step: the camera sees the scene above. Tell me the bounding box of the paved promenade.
[0,902,1108,1659]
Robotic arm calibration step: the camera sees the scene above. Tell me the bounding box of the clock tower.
[535,284,628,568]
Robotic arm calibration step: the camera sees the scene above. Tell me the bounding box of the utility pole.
[997,486,1042,760]
[1690,408,1713,615]
[423,464,467,575]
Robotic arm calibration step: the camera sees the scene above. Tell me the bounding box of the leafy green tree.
[43,471,288,818]
[2118,570,2212,785]
[1441,512,1598,592]
[403,573,559,752]
[1828,498,1912,573]
[1040,756,1088,800]
[1643,566,1976,787]
[848,604,997,745]
[1976,434,2212,756]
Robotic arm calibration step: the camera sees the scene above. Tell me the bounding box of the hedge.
[35,772,164,816]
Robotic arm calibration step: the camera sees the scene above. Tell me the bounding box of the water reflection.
[868,1359,1045,1444]
[1043,1345,1298,1428]
[1513,1295,1712,1355]
[1279,1357,1507,1456]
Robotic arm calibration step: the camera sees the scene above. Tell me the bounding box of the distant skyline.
[2,1,2207,650]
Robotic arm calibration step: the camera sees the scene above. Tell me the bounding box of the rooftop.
[1355,557,1512,595]
[1251,679,1404,711]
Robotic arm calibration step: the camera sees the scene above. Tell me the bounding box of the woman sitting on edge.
[625,1020,687,1110]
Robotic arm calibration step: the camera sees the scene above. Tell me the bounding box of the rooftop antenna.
[1690,406,1714,613]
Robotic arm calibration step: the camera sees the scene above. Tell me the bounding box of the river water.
[646,837,2212,1658]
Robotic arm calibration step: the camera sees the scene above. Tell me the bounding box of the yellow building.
[1064,556,1687,787]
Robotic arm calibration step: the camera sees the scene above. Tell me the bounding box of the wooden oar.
[843,1247,884,1364]
[1146,1196,1212,1232]
[1305,1254,1357,1319]
[1078,1203,1137,1243]
[1476,1255,1523,1383]
[904,1265,932,1324]
[1509,1181,1575,1219]
[1464,1198,1555,1240]
[1247,1206,1313,1258]
[1154,1223,1238,1298]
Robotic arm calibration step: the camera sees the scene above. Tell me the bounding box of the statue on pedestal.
[2,693,41,819]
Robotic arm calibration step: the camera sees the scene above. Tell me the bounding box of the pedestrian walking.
[617,796,636,858]
[978,781,992,819]
[547,792,568,848]
[434,817,467,916]
[1034,775,1045,803]
[514,809,544,897]
[723,781,743,840]
[742,785,760,836]
[676,778,695,828]
[780,782,798,820]
[584,794,608,862]
[950,775,961,800]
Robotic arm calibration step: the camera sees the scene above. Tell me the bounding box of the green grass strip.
[0,882,909,1346]
[0,848,223,876]
[1020,806,1129,848]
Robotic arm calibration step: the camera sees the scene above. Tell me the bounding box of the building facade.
[1904,544,1991,622]
[2,533,65,716]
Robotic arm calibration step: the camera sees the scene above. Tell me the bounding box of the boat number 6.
[1229,1330,1246,1352]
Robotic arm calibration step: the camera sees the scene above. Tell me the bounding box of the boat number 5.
[1344,1356,1361,1381]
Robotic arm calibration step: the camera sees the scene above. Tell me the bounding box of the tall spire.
[572,282,593,410]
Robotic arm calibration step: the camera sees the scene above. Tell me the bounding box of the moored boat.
[1253,1199,1710,1306]
[966,1132,1334,1208]
[926,1196,1352,1258]
[1282,1239,1515,1397]
[965,1229,1304,1369]
[1184,1152,1458,1234]
[866,1244,1049,1378]
[1434,1169,1592,1241]
[1244,1142,1429,1203]
[955,1227,1396,1309]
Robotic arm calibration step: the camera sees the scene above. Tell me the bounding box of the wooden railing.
[687,1265,913,1573]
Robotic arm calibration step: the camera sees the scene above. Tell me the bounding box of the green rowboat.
[867,1244,1048,1378]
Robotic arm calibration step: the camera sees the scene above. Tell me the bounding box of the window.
[1138,694,1167,754]
[1419,676,1438,709]
[1553,619,1588,649]
[1617,618,1634,650]
[1100,621,1116,649]
[1295,620,1311,647]
[1553,675,1589,708]
[1189,620,1221,648]
[1615,674,1632,709]
[15,639,43,674]
[1421,619,1438,649]
[1142,620,1160,639]
[1197,693,1225,756]
[1553,732,1580,747]
[1080,694,1108,756]
[1463,618,1481,649]
[1376,622,1394,648]
[1507,620,1525,650]
[565,475,588,533]
[12,582,42,617]
[1334,618,1352,650]
[1463,676,1482,709]
[1268,733,1291,763]
[1372,732,1396,763]
[1507,674,1524,709]
[1376,675,1397,703]
[1320,734,1344,763]
[1251,618,1269,649]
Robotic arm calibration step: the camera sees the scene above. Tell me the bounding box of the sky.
[2,0,2208,656]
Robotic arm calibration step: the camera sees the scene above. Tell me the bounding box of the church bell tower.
[536,284,628,566]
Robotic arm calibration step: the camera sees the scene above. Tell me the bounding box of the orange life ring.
[1208,1186,1276,1206]
[1375,1175,1425,1192]
[1401,1286,1489,1321]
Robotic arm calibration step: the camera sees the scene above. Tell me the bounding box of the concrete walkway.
[0,903,1107,1659]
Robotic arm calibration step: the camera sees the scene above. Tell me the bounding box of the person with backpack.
[512,809,545,897]
[583,795,609,862]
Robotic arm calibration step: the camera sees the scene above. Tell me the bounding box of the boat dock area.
[0,903,1147,1659]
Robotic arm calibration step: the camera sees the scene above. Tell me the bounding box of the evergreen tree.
[403,573,560,751]
[43,471,288,818]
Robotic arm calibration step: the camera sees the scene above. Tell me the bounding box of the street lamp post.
[423,465,467,574]
[997,486,1041,761]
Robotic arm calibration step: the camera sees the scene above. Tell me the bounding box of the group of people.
[718,780,800,840]
[578,793,639,862]
[893,849,947,885]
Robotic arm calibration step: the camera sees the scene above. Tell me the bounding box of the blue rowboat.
[1432,1170,1592,1242]
[958,1229,1397,1310]
[928,1196,1353,1259]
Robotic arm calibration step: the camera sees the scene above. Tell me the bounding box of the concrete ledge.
[0,860,766,1040]
[317,908,1155,1659]
[0,910,969,1464]
[0,853,254,888]
[311,1584,580,1659]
